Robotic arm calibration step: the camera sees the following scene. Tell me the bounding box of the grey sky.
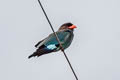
[0,0,120,80]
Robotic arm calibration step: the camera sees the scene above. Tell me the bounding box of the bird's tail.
[28,53,35,59]
[28,45,55,59]
[28,49,54,59]
[28,51,43,59]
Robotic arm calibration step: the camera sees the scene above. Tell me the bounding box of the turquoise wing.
[44,31,69,45]
[44,31,73,50]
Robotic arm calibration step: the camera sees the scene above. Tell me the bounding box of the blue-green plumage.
[44,30,74,50]
[28,23,76,58]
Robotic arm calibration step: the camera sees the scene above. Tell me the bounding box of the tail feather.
[28,54,34,59]
[28,52,40,59]
[28,51,46,59]
[28,45,54,59]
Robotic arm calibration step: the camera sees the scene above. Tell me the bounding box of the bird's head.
[58,22,77,31]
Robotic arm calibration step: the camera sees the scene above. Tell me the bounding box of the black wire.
[37,0,78,80]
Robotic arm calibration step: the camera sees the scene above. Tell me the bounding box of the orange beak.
[68,25,77,29]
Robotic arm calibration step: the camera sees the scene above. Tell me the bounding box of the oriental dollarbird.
[28,23,77,58]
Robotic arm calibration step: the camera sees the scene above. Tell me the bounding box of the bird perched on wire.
[28,22,77,59]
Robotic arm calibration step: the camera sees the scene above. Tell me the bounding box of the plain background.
[0,0,120,80]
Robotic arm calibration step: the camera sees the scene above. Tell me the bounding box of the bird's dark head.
[58,22,77,31]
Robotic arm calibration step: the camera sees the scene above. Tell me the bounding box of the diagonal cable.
[37,0,78,80]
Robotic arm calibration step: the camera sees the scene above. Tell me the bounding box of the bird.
[28,22,77,59]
